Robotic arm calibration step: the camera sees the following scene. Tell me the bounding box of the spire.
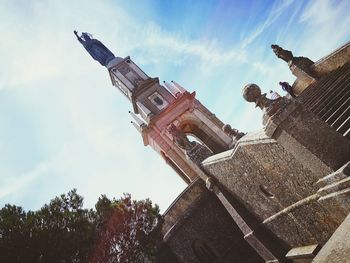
[131,121,143,133]
[163,81,181,97]
[129,111,147,134]
[171,80,187,93]
[129,111,147,127]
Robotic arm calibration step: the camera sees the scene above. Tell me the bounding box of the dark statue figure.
[271,44,294,63]
[74,30,115,66]
[271,44,314,73]
[168,124,196,151]
[222,124,245,140]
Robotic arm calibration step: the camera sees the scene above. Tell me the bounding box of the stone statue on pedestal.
[74,30,115,66]
[271,44,314,72]
[242,84,289,125]
[222,124,245,140]
[271,44,294,63]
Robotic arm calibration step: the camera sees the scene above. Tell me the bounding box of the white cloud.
[129,23,247,72]
[296,0,350,59]
[0,162,48,199]
[241,0,295,48]
[252,61,276,76]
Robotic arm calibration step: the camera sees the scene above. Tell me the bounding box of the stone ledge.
[286,244,320,262]
[202,130,273,166]
[312,40,350,77]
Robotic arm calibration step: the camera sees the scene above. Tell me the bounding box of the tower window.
[148,92,168,110]
[154,96,163,105]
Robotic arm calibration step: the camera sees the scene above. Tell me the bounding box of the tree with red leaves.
[92,193,162,263]
[0,190,162,263]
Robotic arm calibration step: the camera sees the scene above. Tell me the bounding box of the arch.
[180,121,226,154]
[192,239,217,263]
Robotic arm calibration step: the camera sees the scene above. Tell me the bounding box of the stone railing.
[161,178,209,239]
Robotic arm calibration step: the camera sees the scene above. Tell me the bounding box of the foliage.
[92,194,162,263]
[0,190,162,263]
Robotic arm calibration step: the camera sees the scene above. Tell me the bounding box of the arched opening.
[185,134,213,154]
[192,239,217,263]
[180,122,227,154]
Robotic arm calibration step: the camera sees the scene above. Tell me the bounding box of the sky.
[1,0,350,212]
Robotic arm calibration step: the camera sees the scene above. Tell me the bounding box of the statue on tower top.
[74,30,115,66]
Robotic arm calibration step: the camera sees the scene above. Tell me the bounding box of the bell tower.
[107,56,233,184]
[74,30,232,184]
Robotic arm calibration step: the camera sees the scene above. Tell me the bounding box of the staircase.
[297,62,350,139]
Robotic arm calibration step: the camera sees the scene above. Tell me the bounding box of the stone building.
[77,32,350,262]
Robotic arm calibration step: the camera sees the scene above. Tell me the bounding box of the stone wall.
[202,131,350,247]
[162,178,208,237]
[203,131,320,221]
[161,179,262,263]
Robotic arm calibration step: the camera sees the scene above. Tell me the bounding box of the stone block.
[286,244,320,263]
[265,101,350,175]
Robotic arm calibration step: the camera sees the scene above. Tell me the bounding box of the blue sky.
[1,0,350,212]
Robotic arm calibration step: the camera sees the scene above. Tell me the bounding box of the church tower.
[106,56,232,184]
[74,30,232,184]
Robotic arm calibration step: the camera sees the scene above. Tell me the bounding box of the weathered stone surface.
[202,129,350,248]
[163,187,263,263]
[289,63,316,94]
[203,131,321,222]
[263,198,342,246]
[317,184,350,222]
[162,178,208,237]
[156,244,181,263]
[264,162,350,247]
[265,100,350,175]
[316,161,350,188]
[185,142,213,166]
[312,212,350,262]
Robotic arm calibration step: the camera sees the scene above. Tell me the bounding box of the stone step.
[308,69,350,111]
[300,64,350,106]
[314,83,350,117]
[300,65,346,102]
[297,63,350,138]
[304,66,350,107]
[321,95,350,128]
[331,106,350,130]
[322,92,350,122]
[344,127,350,139]
[336,115,350,135]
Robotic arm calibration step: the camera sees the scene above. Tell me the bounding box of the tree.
[0,190,162,263]
[91,194,162,263]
